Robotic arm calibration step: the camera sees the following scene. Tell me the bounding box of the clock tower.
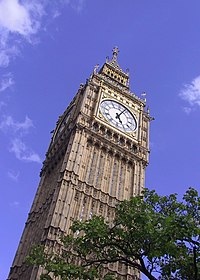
[8,48,150,280]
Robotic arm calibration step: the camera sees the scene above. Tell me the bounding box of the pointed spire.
[98,47,130,89]
[112,46,119,62]
[109,46,120,68]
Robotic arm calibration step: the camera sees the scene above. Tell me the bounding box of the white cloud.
[69,0,85,13]
[7,170,20,181]
[182,107,192,115]
[0,0,44,67]
[0,50,9,67]
[0,45,19,67]
[0,115,41,163]
[0,115,33,134]
[179,76,200,111]
[0,101,6,110]
[0,0,43,36]
[0,0,86,67]
[9,138,42,163]
[52,10,61,19]
[0,72,14,92]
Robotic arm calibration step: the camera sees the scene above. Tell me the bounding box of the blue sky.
[0,1,200,279]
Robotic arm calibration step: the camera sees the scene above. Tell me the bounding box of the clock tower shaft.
[8,49,151,280]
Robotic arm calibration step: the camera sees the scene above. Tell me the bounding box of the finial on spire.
[112,46,119,61]
[93,64,99,74]
[141,92,147,103]
[99,47,129,89]
[108,46,120,68]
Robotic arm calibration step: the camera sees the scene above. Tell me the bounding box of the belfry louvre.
[8,48,150,280]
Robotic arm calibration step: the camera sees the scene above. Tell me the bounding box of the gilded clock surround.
[8,48,151,280]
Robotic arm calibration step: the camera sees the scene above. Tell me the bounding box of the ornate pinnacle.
[112,46,119,62]
[93,64,99,74]
[107,46,120,68]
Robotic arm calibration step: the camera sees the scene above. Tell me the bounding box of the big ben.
[8,48,150,280]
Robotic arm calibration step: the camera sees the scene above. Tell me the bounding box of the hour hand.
[116,113,122,124]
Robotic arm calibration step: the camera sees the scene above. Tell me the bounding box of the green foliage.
[27,187,200,280]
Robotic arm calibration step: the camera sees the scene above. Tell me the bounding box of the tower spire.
[112,46,119,62]
[109,46,120,68]
[98,47,130,89]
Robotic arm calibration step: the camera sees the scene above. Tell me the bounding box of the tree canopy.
[27,187,200,280]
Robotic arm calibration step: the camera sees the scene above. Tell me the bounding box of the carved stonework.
[8,49,151,280]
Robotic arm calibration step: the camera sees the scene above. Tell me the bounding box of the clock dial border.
[99,99,137,133]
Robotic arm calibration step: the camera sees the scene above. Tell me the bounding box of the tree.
[27,188,200,280]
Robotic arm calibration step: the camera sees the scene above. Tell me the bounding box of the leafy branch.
[27,187,200,280]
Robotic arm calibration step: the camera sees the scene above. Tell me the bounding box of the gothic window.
[113,133,118,143]
[87,148,98,184]
[105,129,112,139]
[99,203,103,215]
[93,122,99,132]
[126,140,131,149]
[79,205,84,221]
[110,157,119,196]
[100,126,105,135]
[74,191,79,201]
[143,119,147,129]
[118,164,124,200]
[96,152,105,188]
[132,145,137,153]
[119,137,125,145]
[89,200,95,219]
[103,154,111,192]
[79,196,87,221]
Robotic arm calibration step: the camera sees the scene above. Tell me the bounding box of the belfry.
[8,48,150,279]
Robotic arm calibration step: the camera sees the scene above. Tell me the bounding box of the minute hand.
[117,109,126,118]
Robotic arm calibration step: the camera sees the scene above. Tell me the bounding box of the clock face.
[100,99,137,132]
[54,113,71,140]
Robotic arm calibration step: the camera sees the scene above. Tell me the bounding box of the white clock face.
[100,99,137,132]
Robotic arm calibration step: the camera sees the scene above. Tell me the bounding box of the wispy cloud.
[0,0,44,67]
[69,0,85,13]
[0,46,19,67]
[0,115,41,163]
[0,0,86,67]
[0,101,6,110]
[0,72,14,92]
[0,115,33,134]
[179,75,200,113]
[0,0,86,163]
[7,170,20,181]
[182,107,192,115]
[9,138,41,163]
[0,0,43,35]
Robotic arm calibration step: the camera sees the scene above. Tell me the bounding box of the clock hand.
[118,109,126,117]
[118,118,122,124]
[115,112,122,124]
[116,109,126,124]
